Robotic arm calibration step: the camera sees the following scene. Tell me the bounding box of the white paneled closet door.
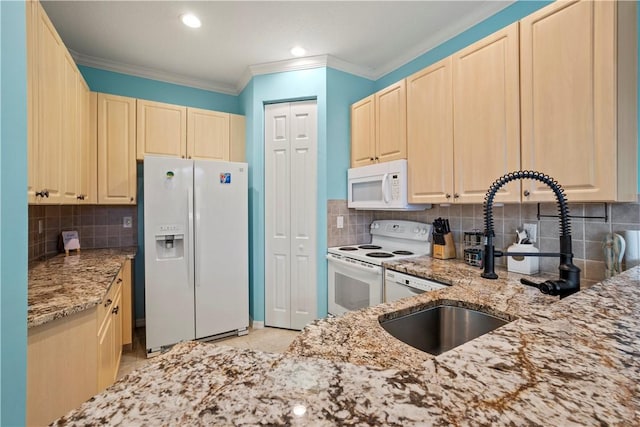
[265,100,317,330]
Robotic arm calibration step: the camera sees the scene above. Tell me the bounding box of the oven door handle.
[326,254,382,274]
[382,173,390,204]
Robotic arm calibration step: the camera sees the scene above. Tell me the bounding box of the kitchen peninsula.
[52,260,639,425]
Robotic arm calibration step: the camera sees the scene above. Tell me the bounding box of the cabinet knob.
[445,193,451,199]
[453,193,460,199]
[523,190,530,197]
[369,157,374,161]
[104,298,112,307]
[130,197,134,202]
[374,157,379,161]
[112,306,119,315]
[117,278,122,284]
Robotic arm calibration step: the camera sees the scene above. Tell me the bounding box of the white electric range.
[327,220,432,316]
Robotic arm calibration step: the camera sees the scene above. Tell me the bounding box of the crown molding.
[235,54,375,93]
[373,1,513,79]
[70,49,238,95]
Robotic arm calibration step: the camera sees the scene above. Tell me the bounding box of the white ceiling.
[41,1,513,95]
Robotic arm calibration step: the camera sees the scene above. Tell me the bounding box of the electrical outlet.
[523,223,537,243]
[337,216,344,229]
[123,216,132,228]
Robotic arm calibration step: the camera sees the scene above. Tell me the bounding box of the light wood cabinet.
[408,24,520,204]
[452,23,521,204]
[376,80,407,164]
[27,0,93,205]
[137,99,187,160]
[351,81,407,168]
[97,279,122,391]
[520,0,637,202]
[97,93,137,204]
[78,86,97,204]
[350,95,376,167]
[121,258,134,349]
[187,107,230,160]
[407,58,454,204]
[33,0,64,204]
[230,114,246,162]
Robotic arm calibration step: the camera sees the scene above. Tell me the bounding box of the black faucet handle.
[520,278,578,299]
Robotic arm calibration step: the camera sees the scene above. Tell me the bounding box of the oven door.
[327,253,383,316]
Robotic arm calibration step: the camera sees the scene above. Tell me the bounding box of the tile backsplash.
[29,205,137,263]
[327,199,640,288]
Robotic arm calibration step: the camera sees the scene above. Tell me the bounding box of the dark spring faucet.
[481,171,580,299]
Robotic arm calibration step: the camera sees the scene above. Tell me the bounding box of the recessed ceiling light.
[181,13,201,28]
[290,46,306,57]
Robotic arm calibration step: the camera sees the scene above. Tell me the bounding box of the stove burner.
[366,252,394,258]
[359,245,382,250]
[338,247,358,251]
[392,250,414,255]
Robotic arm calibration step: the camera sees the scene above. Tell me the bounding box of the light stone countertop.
[52,259,640,426]
[28,248,136,328]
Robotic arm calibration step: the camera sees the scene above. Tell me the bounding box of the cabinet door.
[376,80,407,163]
[97,93,137,204]
[407,58,454,204]
[61,52,79,203]
[97,311,113,392]
[229,114,246,162]
[520,0,636,202]
[78,86,97,204]
[350,95,376,167]
[35,1,64,204]
[137,99,187,160]
[453,23,521,203]
[186,107,230,160]
[27,0,38,204]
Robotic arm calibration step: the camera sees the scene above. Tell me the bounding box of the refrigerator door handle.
[187,186,195,289]
[194,186,201,288]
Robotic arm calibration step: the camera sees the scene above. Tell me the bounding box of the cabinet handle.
[130,197,134,202]
[76,194,85,200]
[369,157,374,161]
[445,193,451,199]
[112,306,119,315]
[374,157,379,161]
[117,278,122,284]
[36,189,49,198]
[523,190,530,197]
[104,298,112,307]
[453,193,460,199]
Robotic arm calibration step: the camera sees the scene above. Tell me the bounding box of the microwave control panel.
[391,174,400,200]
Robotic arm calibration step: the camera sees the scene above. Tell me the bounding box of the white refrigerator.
[144,156,248,355]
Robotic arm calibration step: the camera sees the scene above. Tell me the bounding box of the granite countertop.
[28,247,136,328]
[53,260,640,425]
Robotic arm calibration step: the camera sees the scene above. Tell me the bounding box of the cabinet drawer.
[97,272,123,333]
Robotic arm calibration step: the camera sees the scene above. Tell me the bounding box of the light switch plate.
[523,223,537,243]
[123,216,132,228]
[337,216,344,229]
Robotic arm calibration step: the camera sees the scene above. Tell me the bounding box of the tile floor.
[117,326,300,380]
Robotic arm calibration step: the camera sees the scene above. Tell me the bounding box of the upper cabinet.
[452,23,521,204]
[97,93,137,205]
[407,58,454,204]
[137,99,187,160]
[137,102,246,162]
[186,108,230,160]
[27,0,94,205]
[350,95,376,167]
[351,81,407,168]
[407,24,520,204]
[520,0,637,202]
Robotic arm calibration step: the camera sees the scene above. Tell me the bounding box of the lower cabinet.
[27,260,131,425]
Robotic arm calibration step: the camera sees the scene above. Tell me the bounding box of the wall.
[0,1,28,425]
[79,66,240,114]
[327,199,640,288]
[28,205,137,263]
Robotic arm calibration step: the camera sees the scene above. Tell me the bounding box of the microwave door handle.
[382,173,390,203]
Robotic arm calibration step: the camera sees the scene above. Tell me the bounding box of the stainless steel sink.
[380,305,510,355]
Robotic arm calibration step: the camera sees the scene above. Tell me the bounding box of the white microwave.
[347,159,431,210]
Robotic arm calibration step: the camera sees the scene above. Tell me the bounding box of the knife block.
[433,233,456,260]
